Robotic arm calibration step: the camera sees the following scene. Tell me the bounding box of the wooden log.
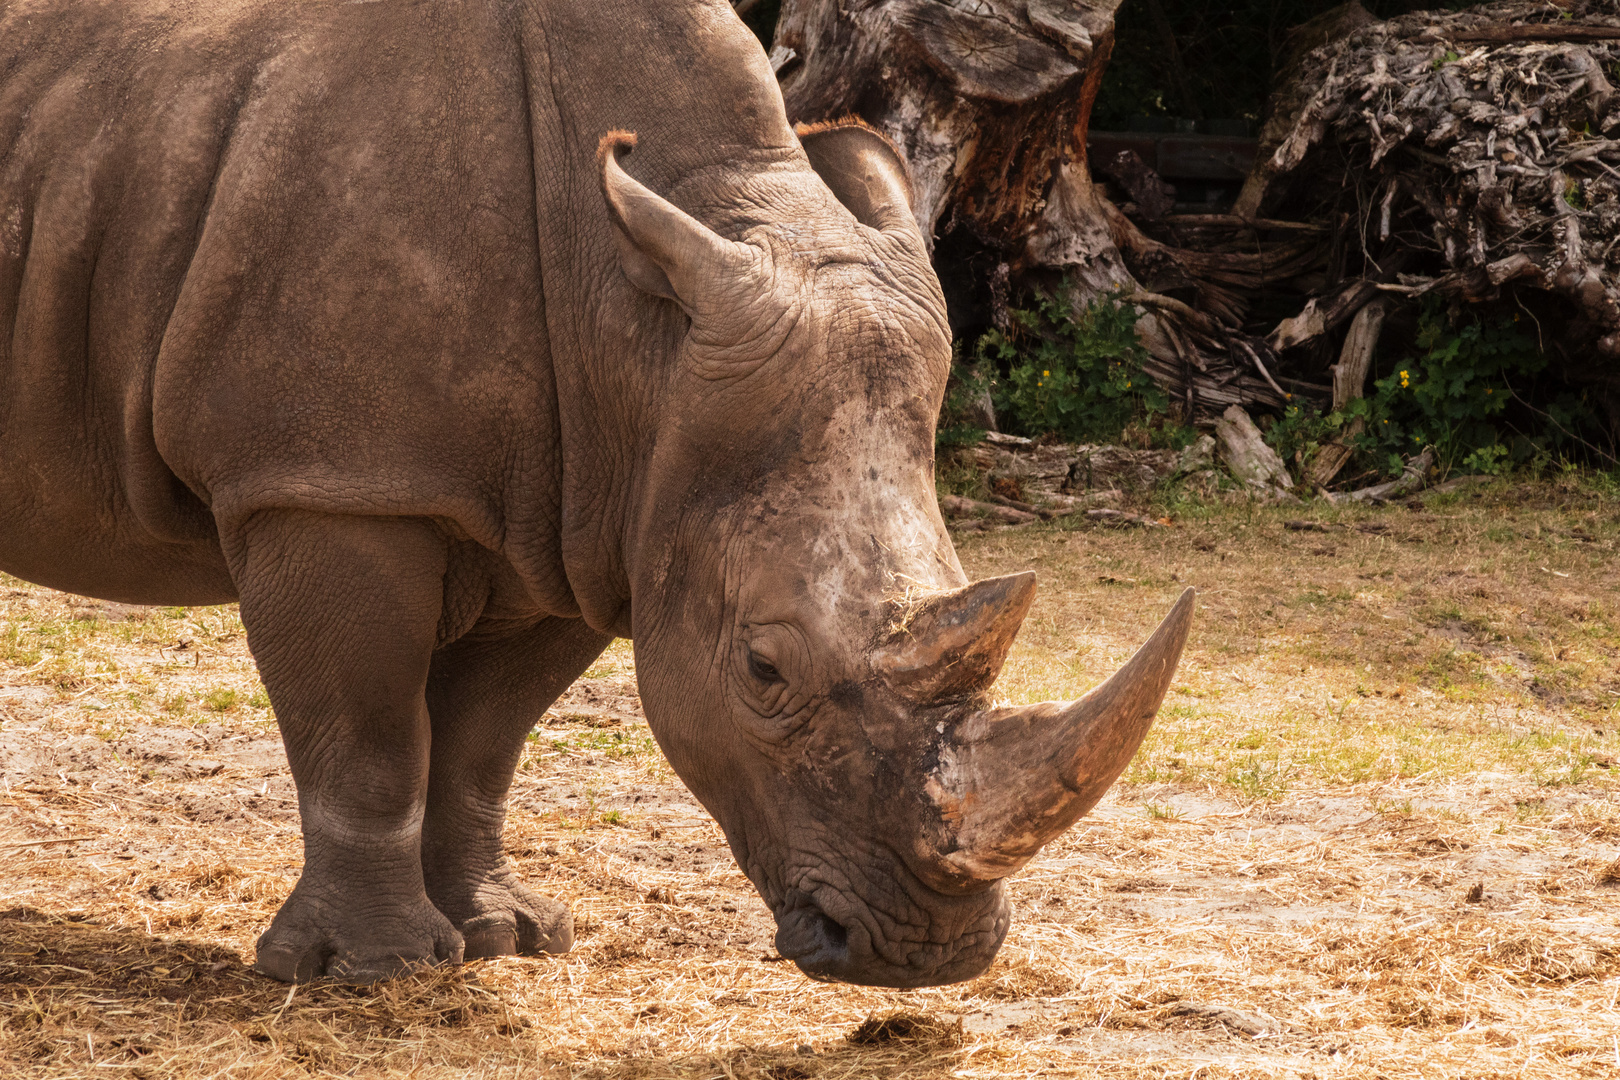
[987,493,1059,521]
[939,494,1039,526]
[1304,298,1386,488]
[1214,404,1294,496]
[1332,446,1436,504]
[1330,300,1385,411]
[1439,26,1620,46]
[1084,508,1164,528]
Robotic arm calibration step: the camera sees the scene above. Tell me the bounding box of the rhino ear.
[597,132,766,313]
[796,120,921,242]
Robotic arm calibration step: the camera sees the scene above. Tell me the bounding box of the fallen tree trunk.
[1331,445,1436,503]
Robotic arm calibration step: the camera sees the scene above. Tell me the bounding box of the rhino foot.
[253,885,465,984]
[429,867,572,959]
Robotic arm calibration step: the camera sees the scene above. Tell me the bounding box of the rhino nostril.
[773,895,848,966]
[812,910,847,952]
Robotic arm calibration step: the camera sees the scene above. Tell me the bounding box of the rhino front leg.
[421,617,612,959]
[230,510,464,983]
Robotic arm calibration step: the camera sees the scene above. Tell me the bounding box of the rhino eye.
[748,652,782,683]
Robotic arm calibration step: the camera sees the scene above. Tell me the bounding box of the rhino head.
[597,125,1194,988]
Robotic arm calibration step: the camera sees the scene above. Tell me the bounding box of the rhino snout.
[769,880,1009,988]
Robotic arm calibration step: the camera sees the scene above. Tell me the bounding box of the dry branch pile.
[1242,0,1620,419]
[1098,1,1620,437]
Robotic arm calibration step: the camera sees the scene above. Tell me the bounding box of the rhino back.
[0,0,801,621]
[0,0,560,603]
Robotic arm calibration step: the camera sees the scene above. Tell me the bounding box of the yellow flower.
[1485,388,1493,394]
[1042,370,1050,377]
[1125,381,1132,388]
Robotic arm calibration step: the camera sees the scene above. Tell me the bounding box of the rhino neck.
[509,1,804,636]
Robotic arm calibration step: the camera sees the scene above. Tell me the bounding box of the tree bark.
[774,0,1131,298]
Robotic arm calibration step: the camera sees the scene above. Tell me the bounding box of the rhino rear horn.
[796,120,922,242]
[597,132,768,314]
[874,572,1036,701]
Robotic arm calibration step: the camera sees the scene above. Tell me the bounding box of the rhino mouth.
[770,880,1010,988]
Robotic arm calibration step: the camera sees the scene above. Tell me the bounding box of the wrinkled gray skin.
[0,0,1190,988]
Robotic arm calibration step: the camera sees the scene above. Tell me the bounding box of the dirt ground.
[2,476,1617,1078]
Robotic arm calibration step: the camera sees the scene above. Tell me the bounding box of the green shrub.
[936,355,993,450]
[1267,299,1601,481]
[1357,299,1546,475]
[971,287,1167,443]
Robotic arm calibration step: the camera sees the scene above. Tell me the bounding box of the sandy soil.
[2,481,1617,1078]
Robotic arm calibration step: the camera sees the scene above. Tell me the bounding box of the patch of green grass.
[203,688,239,713]
[1515,798,1549,821]
[1223,755,1292,801]
[1117,689,1612,794]
[550,728,660,762]
[935,452,986,500]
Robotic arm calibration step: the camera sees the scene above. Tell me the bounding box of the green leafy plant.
[936,358,993,450]
[1360,299,1548,475]
[973,287,1166,443]
[1265,399,1347,471]
[1268,299,1601,482]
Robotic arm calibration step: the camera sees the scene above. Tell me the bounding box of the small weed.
[203,688,238,713]
[1534,758,1591,788]
[1224,756,1291,801]
[1144,802,1183,821]
[1516,798,1549,820]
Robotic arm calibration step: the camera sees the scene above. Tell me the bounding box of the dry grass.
[2,475,1618,1077]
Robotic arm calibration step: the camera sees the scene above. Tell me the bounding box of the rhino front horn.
[919,588,1196,891]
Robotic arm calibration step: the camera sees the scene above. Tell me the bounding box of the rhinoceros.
[0,0,1193,987]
